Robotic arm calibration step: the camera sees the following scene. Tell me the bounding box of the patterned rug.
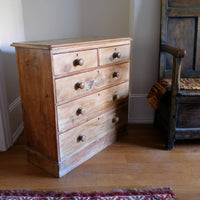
[0,188,176,200]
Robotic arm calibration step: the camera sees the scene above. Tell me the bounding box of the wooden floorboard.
[1,125,200,199]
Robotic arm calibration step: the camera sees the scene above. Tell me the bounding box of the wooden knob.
[73,58,84,66]
[112,117,119,123]
[113,52,121,59]
[113,72,120,78]
[75,82,85,90]
[77,135,86,142]
[76,107,86,115]
[113,93,120,101]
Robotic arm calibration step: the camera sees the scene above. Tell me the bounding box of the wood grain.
[169,0,200,8]
[52,49,97,76]
[59,106,128,162]
[11,37,132,53]
[15,47,58,161]
[195,17,200,71]
[1,125,200,200]
[160,45,186,58]
[177,104,200,128]
[55,63,129,103]
[160,0,200,78]
[99,44,130,66]
[13,37,130,177]
[167,17,196,71]
[57,82,129,132]
[158,0,200,150]
[58,126,127,178]
[28,149,59,177]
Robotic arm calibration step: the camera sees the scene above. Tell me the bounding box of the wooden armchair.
[154,0,200,150]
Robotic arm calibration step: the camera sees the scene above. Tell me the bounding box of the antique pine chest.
[12,37,132,177]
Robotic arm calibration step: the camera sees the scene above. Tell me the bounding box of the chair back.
[160,0,200,79]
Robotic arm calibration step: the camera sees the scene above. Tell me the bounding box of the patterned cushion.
[162,78,200,90]
[147,78,200,109]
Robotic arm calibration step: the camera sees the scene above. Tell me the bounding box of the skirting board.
[128,93,154,124]
[9,96,24,143]
[12,122,24,143]
[9,96,21,113]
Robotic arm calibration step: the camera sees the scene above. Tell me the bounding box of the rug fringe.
[0,187,176,199]
[0,187,173,194]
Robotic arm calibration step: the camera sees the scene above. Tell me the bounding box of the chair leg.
[166,136,175,150]
[153,110,158,127]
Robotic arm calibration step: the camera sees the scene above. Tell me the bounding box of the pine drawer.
[58,106,128,162]
[57,82,129,132]
[55,63,130,103]
[99,44,130,66]
[52,49,98,76]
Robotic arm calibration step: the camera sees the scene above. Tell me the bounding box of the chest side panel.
[16,48,58,161]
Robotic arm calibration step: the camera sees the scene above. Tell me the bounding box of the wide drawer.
[52,49,98,76]
[99,44,130,66]
[55,63,129,103]
[57,81,129,132]
[58,106,128,162]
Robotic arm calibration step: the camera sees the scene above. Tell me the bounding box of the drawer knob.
[77,135,86,142]
[113,72,120,78]
[112,117,119,123]
[113,52,121,59]
[113,93,120,101]
[77,107,86,115]
[75,82,85,90]
[73,58,84,67]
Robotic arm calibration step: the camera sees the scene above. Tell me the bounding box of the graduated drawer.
[99,44,130,66]
[55,63,129,103]
[52,49,98,76]
[57,81,129,132]
[58,106,127,162]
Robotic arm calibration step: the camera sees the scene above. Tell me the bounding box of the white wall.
[0,0,25,150]
[22,0,83,40]
[129,0,161,123]
[22,0,130,41]
[80,0,130,37]
[0,50,12,151]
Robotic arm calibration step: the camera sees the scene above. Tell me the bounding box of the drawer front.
[55,63,129,103]
[57,82,129,132]
[177,103,200,128]
[58,106,127,162]
[52,49,98,76]
[99,44,130,66]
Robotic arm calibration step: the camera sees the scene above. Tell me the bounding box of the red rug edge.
[0,187,176,199]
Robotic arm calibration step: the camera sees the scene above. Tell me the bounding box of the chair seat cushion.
[163,78,200,90]
[147,78,200,109]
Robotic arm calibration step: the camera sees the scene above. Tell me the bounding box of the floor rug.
[0,188,176,200]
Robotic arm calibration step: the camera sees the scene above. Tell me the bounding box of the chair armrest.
[161,44,186,58]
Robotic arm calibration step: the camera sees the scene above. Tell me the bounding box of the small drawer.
[55,63,129,103]
[99,44,130,66]
[57,82,129,132]
[177,103,200,128]
[52,49,98,76]
[58,106,127,162]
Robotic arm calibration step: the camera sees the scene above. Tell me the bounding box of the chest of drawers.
[12,37,132,177]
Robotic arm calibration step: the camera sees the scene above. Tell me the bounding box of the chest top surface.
[11,37,132,51]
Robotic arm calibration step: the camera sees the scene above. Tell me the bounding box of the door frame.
[0,50,12,151]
